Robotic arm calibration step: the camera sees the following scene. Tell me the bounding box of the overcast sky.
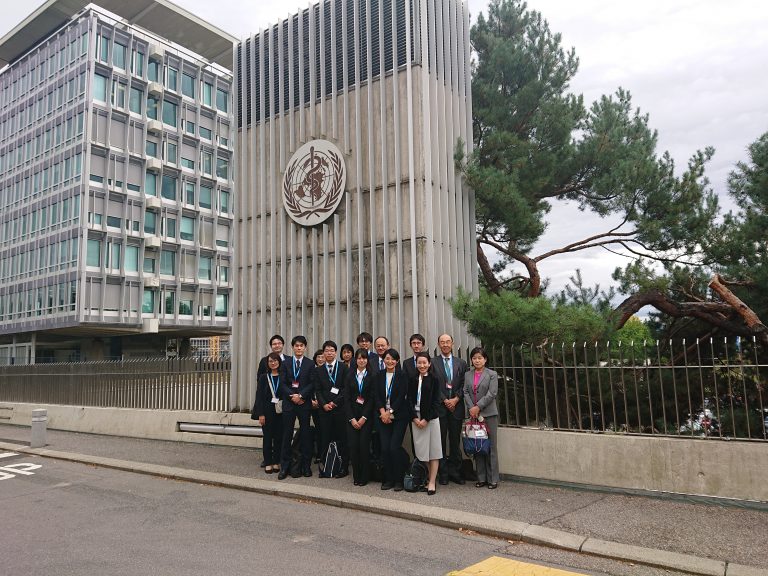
[3,0,767,297]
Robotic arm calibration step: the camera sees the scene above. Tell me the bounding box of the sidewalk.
[1,423,766,576]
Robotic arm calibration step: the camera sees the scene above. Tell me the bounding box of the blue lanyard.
[293,359,301,380]
[357,370,366,395]
[268,374,279,396]
[327,362,338,385]
[416,376,422,407]
[385,372,394,401]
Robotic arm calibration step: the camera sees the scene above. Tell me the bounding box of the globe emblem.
[282,140,346,226]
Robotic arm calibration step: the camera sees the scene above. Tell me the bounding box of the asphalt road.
[0,453,700,576]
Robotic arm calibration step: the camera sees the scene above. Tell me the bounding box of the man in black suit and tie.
[373,336,395,373]
[313,340,349,476]
[403,333,427,381]
[434,333,468,485]
[356,332,379,373]
[278,335,314,479]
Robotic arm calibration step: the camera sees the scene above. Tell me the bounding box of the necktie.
[379,358,384,370]
[444,357,451,378]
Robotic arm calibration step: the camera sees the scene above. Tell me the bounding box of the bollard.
[30,408,47,448]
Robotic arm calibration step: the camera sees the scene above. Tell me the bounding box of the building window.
[143,256,156,273]
[185,120,196,135]
[184,182,195,205]
[166,67,178,91]
[161,174,177,200]
[162,100,177,127]
[164,217,176,239]
[219,190,230,214]
[215,293,228,317]
[216,88,228,112]
[111,82,126,109]
[132,49,144,77]
[93,73,108,103]
[129,87,143,114]
[147,96,159,120]
[164,291,175,315]
[198,256,212,280]
[216,158,228,180]
[145,172,157,196]
[219,265,229,283]
[199,185,212,209]
[201,151,212,175]
[180,216,195,241]
[144,211,157,234]
[199,126,212,140]
[146,141,158,157]
[98,34,109,63]
[113,42,127,69]
[142,289,154,313]
[166,141,177,164]
[202,81,213,107]
[125,245,139,272]
[86,239,101,267]
[106,216,121,229]
[181,157,194,170]
[179,299,193,315]
[182,73,195,98]
[160,250,175,275]
[148,60,160,82]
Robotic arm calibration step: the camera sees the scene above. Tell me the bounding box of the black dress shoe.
[393,482,404,492]
[438,477,449,486]
[303,468,312,477]
[359,481,368,487]
[260,460,267,468]
[381,482,394,490]
[427,488,436,496]
[450,476,466,485]
[353,480,360,486]
[475,481,487,488]
[487,483,498,490]
[277,471,288,480]
[337,470,349,479]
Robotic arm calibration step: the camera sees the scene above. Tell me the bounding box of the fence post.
[30,408,47,448]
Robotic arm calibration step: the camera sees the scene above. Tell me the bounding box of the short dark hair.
[384,348,400,362]
[414,351,431,362]
[291,335,308,346]
[354,348,371,368]
[409,333,426,345]
[269,334,285,345]
[340,343,355,356]
[322,340,338,351]
[469,346,488,362]
[356,332,373,344]
[266,352,282,364]
[313,349,324,362]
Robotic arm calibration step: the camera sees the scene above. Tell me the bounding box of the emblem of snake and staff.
[294,146,329,205]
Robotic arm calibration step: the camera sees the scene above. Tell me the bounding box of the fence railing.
[0,357,230,412]
[486,338,768,441]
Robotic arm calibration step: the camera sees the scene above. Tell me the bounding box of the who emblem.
[282,140,346,226]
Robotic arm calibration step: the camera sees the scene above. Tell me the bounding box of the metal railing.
[485,337,768,441]
[0,357,230,412]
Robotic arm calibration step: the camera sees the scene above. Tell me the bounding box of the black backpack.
[320,441,342,478]
[403,458,428,492]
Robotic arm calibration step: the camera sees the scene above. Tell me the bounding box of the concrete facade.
[0,4,235,363]
[233,0,478,409]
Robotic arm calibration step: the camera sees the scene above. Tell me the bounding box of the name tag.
[271,397,280,404]
[330,387,339,395]
[446,383,453,390]
[356,396,365,405]
[292,381,299,389]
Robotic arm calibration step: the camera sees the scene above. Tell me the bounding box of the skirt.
[412,418,443,462]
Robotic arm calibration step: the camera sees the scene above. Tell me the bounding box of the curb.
[2,441,766,576]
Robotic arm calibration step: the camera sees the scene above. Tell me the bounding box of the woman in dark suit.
[408,352,443,495]
[252,352,284,474]
[374,348,409,491]
[463,346,500,489]
[344,348,375,486]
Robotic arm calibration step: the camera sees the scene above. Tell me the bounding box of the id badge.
[330,386,339,395]
[356,396,365,405]
[292,381,299,389]
[271,397,280,404]
[446,383,453,390]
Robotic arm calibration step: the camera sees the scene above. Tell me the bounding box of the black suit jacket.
[433,354,468,420]
[343,369,375,422]
[374,368,409,421]
[252,372,282,419]
[407,372,441,421]
[313,361,349,411]
[278,355,313,412]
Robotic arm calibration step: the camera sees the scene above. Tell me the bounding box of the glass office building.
[0,3,235,362]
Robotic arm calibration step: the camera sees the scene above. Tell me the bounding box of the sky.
[2,0,767,298]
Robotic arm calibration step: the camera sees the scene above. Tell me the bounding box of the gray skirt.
[412,417,443,461]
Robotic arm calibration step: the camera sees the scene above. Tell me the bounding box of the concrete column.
[30,408,47,448]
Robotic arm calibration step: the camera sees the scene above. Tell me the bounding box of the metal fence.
[486,337,768,441]
[0,357,230,411]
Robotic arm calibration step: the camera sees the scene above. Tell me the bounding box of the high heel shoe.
[427,487,436,496]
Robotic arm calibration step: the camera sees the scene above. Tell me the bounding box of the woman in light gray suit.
[463,346,500,488]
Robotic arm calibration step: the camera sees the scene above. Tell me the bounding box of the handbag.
[462,418,491,455]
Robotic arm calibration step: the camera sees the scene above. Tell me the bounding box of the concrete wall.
[496,427,768,503]
[4,402,765,502]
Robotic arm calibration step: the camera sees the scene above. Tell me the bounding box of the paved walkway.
[1,424,766,576]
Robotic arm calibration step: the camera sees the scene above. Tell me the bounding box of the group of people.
[251,331,500,494]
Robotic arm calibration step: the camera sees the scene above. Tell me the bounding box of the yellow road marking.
[448,556,588,576]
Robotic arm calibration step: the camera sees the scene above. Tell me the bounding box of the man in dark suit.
[373,336,398,373]
[257,334,290,379]
[356,332,379,374]
[403,333,427,381]
[313,340,349,476]
[434,333,468,485]
[278,335,314,479]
